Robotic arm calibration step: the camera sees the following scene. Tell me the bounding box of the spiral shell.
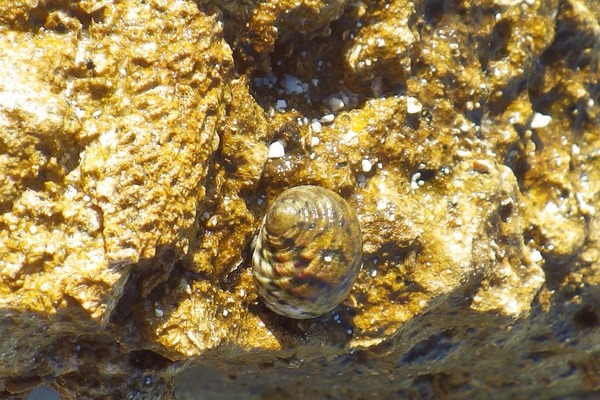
[252,185,362,319]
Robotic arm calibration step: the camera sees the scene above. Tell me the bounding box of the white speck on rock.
[406,96,423,114]
[275,99,287,111]
[281,74,305,94]
[530,250,543,263]
[320,113,335,123]
[342,130,359,145]
[544,201,559,214]
[361,159,372,172]
[268,141,285,158]
[530,112,551,128]
[310,118,322,133]
[328,96,345,112]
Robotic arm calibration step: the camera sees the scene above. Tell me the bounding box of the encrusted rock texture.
[0,0,599,398]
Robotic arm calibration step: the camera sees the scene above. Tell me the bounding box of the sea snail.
[252,185,363,319]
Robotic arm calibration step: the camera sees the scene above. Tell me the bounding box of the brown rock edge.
[0,0,599,399]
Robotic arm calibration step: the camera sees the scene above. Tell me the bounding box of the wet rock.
[1,0,599,398]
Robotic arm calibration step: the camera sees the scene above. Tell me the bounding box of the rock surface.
[0,0,599,399]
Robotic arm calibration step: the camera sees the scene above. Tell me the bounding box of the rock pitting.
[0,0,599,399]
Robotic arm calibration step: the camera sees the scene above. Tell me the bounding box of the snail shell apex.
[252,185,362,319]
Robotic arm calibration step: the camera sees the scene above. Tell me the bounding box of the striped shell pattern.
[252,185,363,319]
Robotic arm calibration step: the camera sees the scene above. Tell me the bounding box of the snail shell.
[252,185,362,319]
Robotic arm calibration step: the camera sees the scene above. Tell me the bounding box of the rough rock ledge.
[0,0,599,399]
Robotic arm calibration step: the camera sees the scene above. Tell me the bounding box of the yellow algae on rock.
[1,0,600,399]
[0,0,231,398]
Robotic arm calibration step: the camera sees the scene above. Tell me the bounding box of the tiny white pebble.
[410,172,422,190]
[311,136,320,146]
[361,159,372,172]
[223,309,229,317]
[154,308,164,318]
[406,96,423,114]
[281,74,305,94]
[239,289,245,297]
[530,112,551,128]
[275,99,287,110]
[530,250,543,262]
[329,96,345,112]
[320,113,335,123]
[311,119,322,133]
[92,110,102,118]
[324,255,333,262]
[83,195,91,202]
[371,269,377,277]
[346,329,353,335]
[29,225,38,234]
[268,141,285,158]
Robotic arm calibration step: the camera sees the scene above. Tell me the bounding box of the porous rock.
[1,0,600,399]
[0,0,231,398]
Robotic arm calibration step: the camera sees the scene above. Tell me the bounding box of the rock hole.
[488,19,512,62]
[573,305,599,329]
[128,349,172,370]
[423,0,445,26]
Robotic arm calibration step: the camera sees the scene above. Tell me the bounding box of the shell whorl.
[252,185,362,319]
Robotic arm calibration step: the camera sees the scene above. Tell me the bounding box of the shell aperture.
[252,185,362,319]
